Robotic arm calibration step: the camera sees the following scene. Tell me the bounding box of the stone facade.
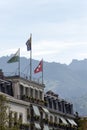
[0,71,77,130]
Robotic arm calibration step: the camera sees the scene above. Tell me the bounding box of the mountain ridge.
[0,56,87,115]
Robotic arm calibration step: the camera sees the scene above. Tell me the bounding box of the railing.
[5,72,44,85]
[17,95,45,106]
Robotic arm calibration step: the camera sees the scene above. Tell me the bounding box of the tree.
[0,94,29,130]
[0,94,9,130]
[77,118,87,130]
[0,94,20,130]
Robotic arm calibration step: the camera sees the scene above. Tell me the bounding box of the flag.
[26,36,31,51]
[7,49,20,63]
[34,60,43,73]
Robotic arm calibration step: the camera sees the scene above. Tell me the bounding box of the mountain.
[69,59,87,84]
[0,56,87,116]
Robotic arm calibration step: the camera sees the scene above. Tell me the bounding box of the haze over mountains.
[0,56,87,116]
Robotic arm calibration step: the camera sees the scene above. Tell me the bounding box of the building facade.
[0,70,77,130]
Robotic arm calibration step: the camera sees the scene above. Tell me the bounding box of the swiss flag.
[34,60,43,73]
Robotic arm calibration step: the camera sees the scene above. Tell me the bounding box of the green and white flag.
[7,49,20,63]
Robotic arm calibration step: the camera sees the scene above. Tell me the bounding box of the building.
[0,69,77,130]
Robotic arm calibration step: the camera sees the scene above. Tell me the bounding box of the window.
[53,100,57,110]
[61,101,65,113]
[54,116,57,122]
[45,114,48,119]
[58,101,62,111]
[20,85,23,96]
[50,115,53,122]
[9,111,13,127]
[14,112,18,125]
[35,89,38,99]
[49,99,52,109]
[39,91,42,100]
[30,88,33,97]
[19,113,23,124]
[25,87,28,96]
[1,83,5,93]
[27,108,30,120]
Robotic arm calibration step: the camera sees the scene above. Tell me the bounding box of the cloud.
[0,0,87,64]
[0,39,87,65]
[18,40,87,64]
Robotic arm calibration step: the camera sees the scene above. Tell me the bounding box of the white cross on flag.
[34,60,43,73]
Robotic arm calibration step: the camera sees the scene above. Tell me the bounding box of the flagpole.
[42,59,43,84]
[30,33,32,80]
[18,48,20,77]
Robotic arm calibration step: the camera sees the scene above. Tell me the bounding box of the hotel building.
[0,69,77,130]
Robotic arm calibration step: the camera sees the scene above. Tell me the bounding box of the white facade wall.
[13,82,20,98]
[9,102,28,123]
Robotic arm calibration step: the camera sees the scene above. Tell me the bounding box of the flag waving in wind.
[34,60,43,74]
[26,36,31,51]
[25,34,32,80]
[7,49,20,63]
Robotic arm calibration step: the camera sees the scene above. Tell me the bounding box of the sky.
[0,0,87,64]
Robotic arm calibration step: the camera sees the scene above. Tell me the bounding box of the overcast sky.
[0,0,87,64]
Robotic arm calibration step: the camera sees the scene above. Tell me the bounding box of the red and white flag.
[34,60,43,74]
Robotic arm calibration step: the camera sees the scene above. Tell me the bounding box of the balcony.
[17,95,45,106]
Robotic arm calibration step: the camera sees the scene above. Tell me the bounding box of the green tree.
[0,94,29,130]
[0,94,19,130]
[0,94,9,130]
[77,118,87,130]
